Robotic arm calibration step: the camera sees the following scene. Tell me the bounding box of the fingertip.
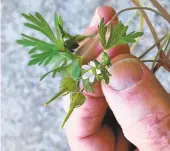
[101,54,170,150]
[85,6,118,34]
[97,6,118,23]
[97,44,130,62]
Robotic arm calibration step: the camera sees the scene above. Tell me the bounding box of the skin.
[62,6,170,151]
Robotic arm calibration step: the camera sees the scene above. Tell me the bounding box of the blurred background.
[1,0,170,151]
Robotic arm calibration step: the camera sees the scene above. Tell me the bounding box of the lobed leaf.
[98,18,107,49]
[98,19,143,50]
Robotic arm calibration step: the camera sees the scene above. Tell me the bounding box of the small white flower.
[89,74,95,83]
[82,71,95,83]
[82,71,92,79]
[82,61,101,83]
[89,61,96,67]
[82,65,91,70]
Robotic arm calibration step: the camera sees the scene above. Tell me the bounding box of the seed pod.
[64,39,79,52]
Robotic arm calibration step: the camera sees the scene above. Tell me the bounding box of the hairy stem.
[138,35,167,59]
[126,0,146,25]
[164,36,170,52]
[130,11,144,51]
[149,0,170,23]
[109,7,163,23]
[132,1,160,54]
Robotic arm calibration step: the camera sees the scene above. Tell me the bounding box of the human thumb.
[102,54,170,151]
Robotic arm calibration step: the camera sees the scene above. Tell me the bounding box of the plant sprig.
[17,2,169,127]
[98,18,143,50]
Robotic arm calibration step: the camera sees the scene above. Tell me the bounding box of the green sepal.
[44,77,77,106]
[82,80,95,93]
[44,87,68,106]
[60,77,77,91]
[61,92,85,127]
[101,51,112,67]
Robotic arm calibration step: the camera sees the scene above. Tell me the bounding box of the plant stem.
[138,35,167,59]
[142,59,160,62]
[130,11,144,51]
[81,81,89,92]
[152,63,161,74]
[151,34,170,70]
[164,36,170,52]
[44,87,68,106]
[132,1,160,53]
[149,0,170,23]
[109,7,163,23]
[126,0,147,26]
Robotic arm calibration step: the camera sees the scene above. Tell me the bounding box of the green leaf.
[44,77,77,107]
[75,34,95,42]
[71,59,81,80]
[98,20,143,50]
[62,92,85,127]
[101,69,110,84]
[106,22,126,48]
[107,22,125,47]
[17,34,58,52]
[61,77,77,91]
[62,61,81,80]
[54,13,64,39]
[40,70,54,81]
[21,13,41,26]
[118,32,143,44]
[28,58,42,65]
[44,56,53,65]
[28,47,37,54]
[61,51,75,60]
[44,87,68,106]
[31,51,50,58]
[17,38,35,46]
[17,32,65,66]
[101,51,112,67]
[29,51,55,66]
[22,13,57,43]
[40,59,67,81]
[98,18,107,49]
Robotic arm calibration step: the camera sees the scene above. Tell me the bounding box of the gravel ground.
[1,0,170,151]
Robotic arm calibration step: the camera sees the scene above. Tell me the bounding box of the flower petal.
[89,61,96,67]
[82,65,91,70]
[96,69,101,74]
[82,71,91,79]
[89,74,95,83]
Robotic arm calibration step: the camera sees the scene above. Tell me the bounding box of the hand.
[62,6,170,151]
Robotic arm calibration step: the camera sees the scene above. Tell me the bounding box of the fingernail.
[89,7,101,27]
[109,58,143,91]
